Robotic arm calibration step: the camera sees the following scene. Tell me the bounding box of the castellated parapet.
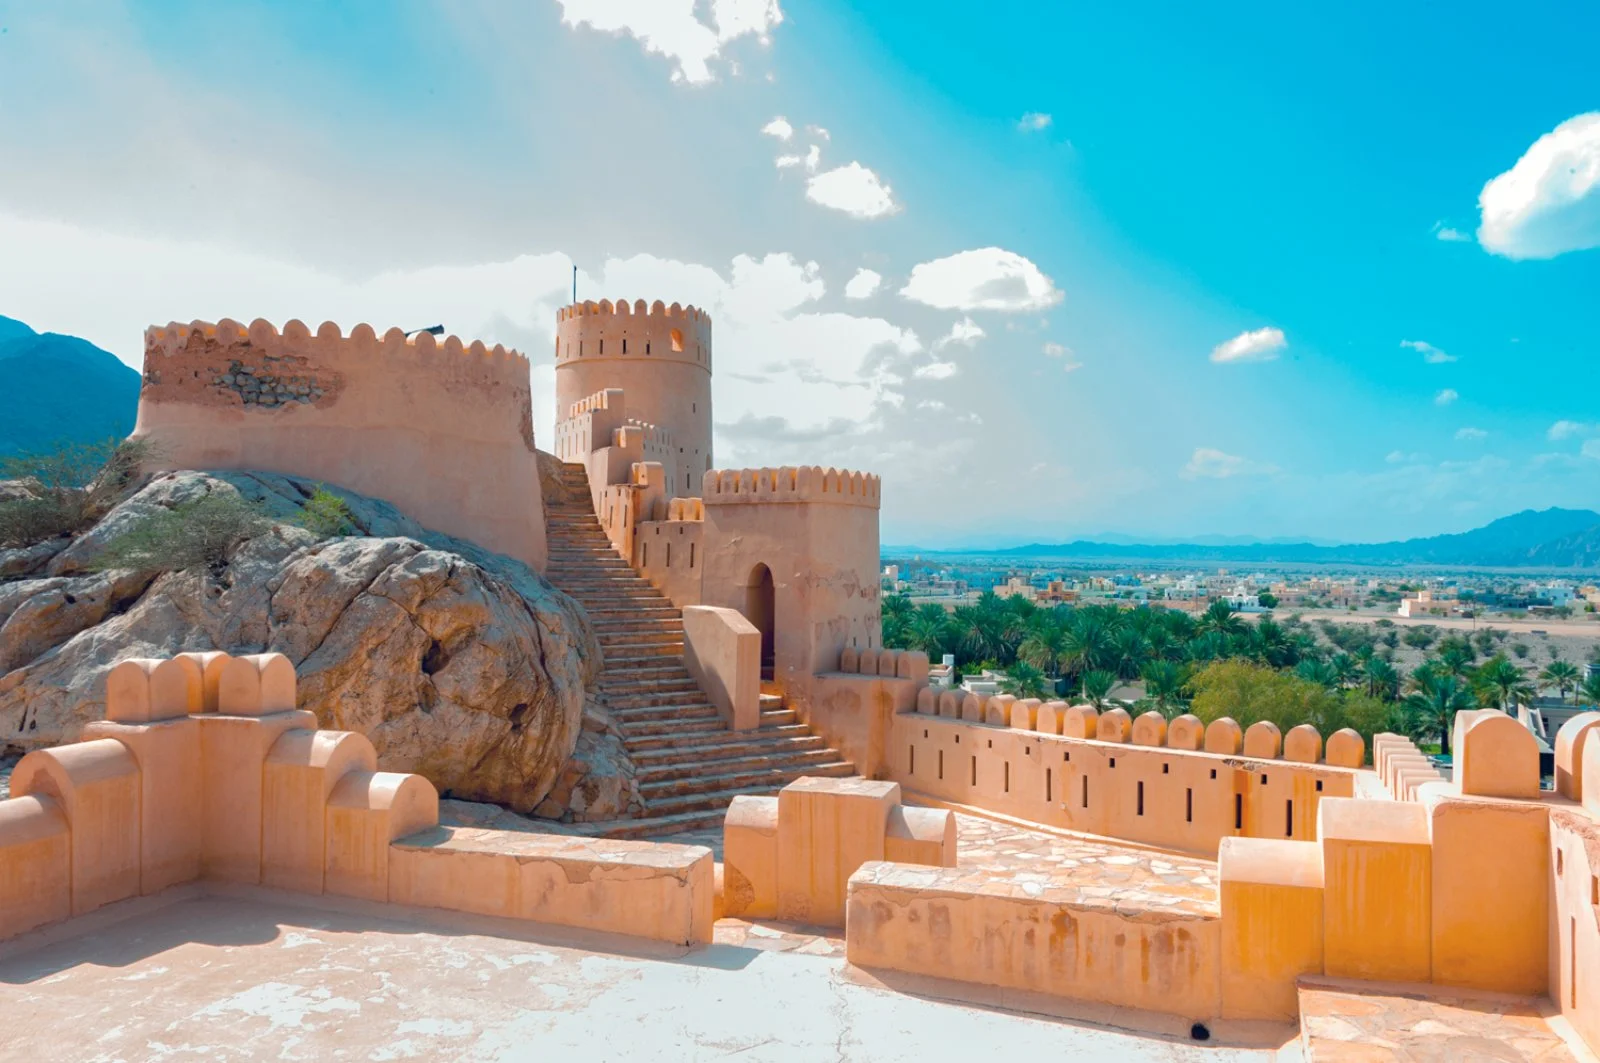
[554,299,713,498]
[702,467,882,508]
[133,317,547,571]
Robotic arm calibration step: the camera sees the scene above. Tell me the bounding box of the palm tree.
[950,603,1006,664]
[1063,612,1115,677]
[1197,600,1245,638]
[1329,652,1360,689]
[1108,626,1152,682]
[1081,669,1118,707]
[1017,615,1070,677]
[1186,630,1231,664]
[1294,658,1339,689]
[1141,660,1188,719]
[1363,656,1400,701]
[1581,673,1600,708]
[1403,670,1477,754]
[905,603,950,656]
[1477,656,1532,711]
[1541,660,1582,702]
[1001,661,1049,699]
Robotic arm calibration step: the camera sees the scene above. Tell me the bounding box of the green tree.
[1080,669,1118,707]
[1197,600,1245,638]
[1188,659,1343,734]
[1017,615,1070,676]
[1000,661,1049,699]
[1140,660,1189,719]
[1580,674,1600,708]
[1541,660,1582,702]
[1402,627,1437,651]
[1402,669,1477,754]
[1107,626,1152,681]
[881,594,914,648]
[0,438,149,547]
[1363,656,1400,700]
[1476,655,1533,711]
[92,491,270,574]
[905,603,951,656]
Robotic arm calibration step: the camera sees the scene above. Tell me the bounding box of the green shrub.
[0,438,150,548]
[296,485,357,538]
[92,492,269,573]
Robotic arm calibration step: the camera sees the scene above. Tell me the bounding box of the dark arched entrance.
[746,563,775,682]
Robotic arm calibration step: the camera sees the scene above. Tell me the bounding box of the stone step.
[640,760,856,802]
[620,715,734,739]
[643,773,856,819]
[587,610,681,622]
[591,621,684,636]
[623,722,814,754]
[589,807,730,840]
[601,680,703,699]
[597,625,683,640]
[611,703,722,726]
[603,687,711,709]
[760,708,797,727]
[630,732,827,768]
[636,746,842,785]
[600,645,684,662]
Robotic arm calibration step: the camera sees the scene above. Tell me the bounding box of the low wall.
[847,860,1222,1021]
[637,519,707,609]
[890,714,1356,856]
[390,827,713,946]
[0,651,716,949]
[682,606,759,731]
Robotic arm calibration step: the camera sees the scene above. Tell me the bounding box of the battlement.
[555,298,713,373]
[132,316,547,571]
[701,466,881,509]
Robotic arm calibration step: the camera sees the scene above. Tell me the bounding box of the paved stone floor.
[0,896,1281,1061]
[667,807,1219,918]
[1298,979,1578,1062]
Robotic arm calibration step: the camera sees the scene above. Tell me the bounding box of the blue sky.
[0,0,1596,546]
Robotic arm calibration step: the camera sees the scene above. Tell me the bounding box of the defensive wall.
[554,300,713,498]
[0,651,712,948]
[133,318,548,572]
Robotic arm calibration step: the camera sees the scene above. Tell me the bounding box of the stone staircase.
[544,462,855,838]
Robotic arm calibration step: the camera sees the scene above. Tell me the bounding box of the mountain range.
[890,508,1600,570]
[0,315,141,456]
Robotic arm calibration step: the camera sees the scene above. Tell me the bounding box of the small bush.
[0,438,151,547]
[295,485,357,538]
[92,492,269,573]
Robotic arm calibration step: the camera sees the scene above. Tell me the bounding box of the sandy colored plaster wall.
[847,860,1222,1020]
[700,471,881,715]
[635,519,705,608]
[555,301,712,497]
[134,318,547,572]
[682,606,759,730]
[388,826,714,946]
[1550,808,1600,1054]
[889,714,1354,857]
[809,672,922,780]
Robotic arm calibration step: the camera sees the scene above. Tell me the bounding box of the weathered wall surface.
[889,713,1355,856]
[133,318,547,572]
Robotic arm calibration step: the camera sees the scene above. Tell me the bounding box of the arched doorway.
[746,563,775,682]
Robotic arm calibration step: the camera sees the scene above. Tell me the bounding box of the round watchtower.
[554,299,713,497]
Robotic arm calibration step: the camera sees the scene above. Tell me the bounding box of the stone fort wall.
[133,318,547,571]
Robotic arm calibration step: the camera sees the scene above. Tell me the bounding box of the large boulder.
[0,470,601,813]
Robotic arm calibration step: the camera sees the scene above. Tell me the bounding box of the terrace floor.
[0,894,1276,1062]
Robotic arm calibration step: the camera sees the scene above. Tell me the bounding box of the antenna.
[403,325,444,338]
[572,264,577,305]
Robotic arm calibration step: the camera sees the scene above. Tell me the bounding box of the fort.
[2,298,1598,1058]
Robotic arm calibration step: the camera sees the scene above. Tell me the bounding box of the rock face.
[0,470,602,814]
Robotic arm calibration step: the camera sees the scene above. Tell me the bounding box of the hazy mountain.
[0,315,141,456]
[894,507,1600,569]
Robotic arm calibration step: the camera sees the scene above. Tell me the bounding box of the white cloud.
[1434,388,1459,406]
[1401,339,1456,364]
[900,248,1063,312]
[912,361,959,380]
[1456,427,1488,441]
[555,0,784,84]
[1042,342,1069,357]
[1432,222,1471,243]
[1209,327,1285,364]
[1386,451,1427,464]
[935,317,984,350]
[761,116,793,140]
[803,144,822,173]
[1017,112,1052,133]
[805,162,899,219]
[1181,448,1277,480]
[805,124,830,140]
[775,154,802,169]
[1584,439,1600,461]
[844,269,882,300]
[1549,420,1596,441]
[1478,112,1600,259]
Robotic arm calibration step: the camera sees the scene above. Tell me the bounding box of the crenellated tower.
[553,299,713,498]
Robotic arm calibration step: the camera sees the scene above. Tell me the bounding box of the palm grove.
[882,593,1600,758]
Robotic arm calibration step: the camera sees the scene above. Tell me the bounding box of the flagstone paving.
[1298,978,1578,1062]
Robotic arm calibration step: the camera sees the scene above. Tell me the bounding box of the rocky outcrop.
[0,470,602,814]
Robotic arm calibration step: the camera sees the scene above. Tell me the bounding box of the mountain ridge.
[0,314,141,456]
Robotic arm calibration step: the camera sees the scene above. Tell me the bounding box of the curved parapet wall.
[702,466,882,508]
[554,299,713,497]
[133,318,547,572]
